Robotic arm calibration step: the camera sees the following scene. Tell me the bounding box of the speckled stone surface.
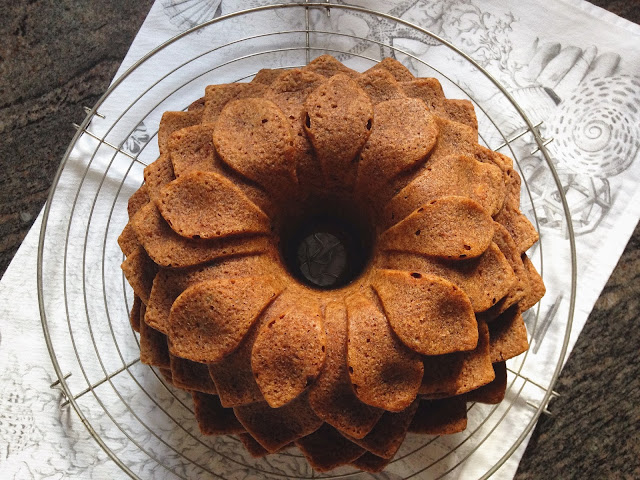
[1,1,639,478]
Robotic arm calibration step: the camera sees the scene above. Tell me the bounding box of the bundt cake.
[118,55,545,473]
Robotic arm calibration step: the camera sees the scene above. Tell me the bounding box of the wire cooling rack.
[38,3,577,479]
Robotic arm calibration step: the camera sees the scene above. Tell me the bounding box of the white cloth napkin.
[2,1,640,478]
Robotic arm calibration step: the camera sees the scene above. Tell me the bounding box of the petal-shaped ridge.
[369,57,415,81]
[168,276,281,363]
[303,54,359,78]
[168,124,217,178]
[372,269,478,355]
[356,68,406,104]
[346,293,423,412]
[252,293,326,408]
[346,400,419,459]
[465,361,507,404]
[420,320,494,398]
[157,171,270,239]
[192,392,245,435]
[170,355,217,394]
[380,196,495,260]
[145,254,274,334]
[304,74,373,187]
[377,242,517,313]
[409,397,467,434]
[121,246,157,304]
[158,110,202,155]
[488,306,529,363]
[127,184,149,219]
[139,305,170,369]
[295,424,366,472]
[143,154,175,203]
[308,301,384,439]
[265,69,327,190]
[131,203,270,268]
[351,452,392,473]
[384,154,505,229]
[234,393,323,453]
[356,98,437,201]
[213,98,296,192]
[202,83,268,124]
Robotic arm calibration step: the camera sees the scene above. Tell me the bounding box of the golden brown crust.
[295,424,366,472]
[372,269,478,355]
[308,301,384,439]
[346,293,423,412]
[409,397,468,434]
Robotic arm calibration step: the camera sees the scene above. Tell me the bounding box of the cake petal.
[303,54,359,78]
[377,242,517,313]
[131,203,270,268]
[118,222,139,257]
[346,293,423,412]
[356,98,437,205]
[266,68,327,108]
[144,154,175,203]
[494,202,540,254]
[168,276,281,363]
[303,74,373,188]
[192,392,246,435]
[145,253,274,334]
[379,196,495,260]
[420,320,494,398]
[372,269,478,355]
[167,123,275,218]
[168,124,217,178]
[401,77,446,111]
[127,184,149,219]
[121,246,157,304]
[488,224,528,314]
[156,171,270,239]
[465,361,507,404]
[384,154,506,229]
[520,254,546,311]
[308,301,384,439]
[129,296,141,333]
[169,355,217,395]
[265,69,327,191]
[409,397,468,434]
[430,115,479,157]
[369,57,415,81]
[356,67,407,104]
[234,393,323,453]
[295,424,366,472]
[251,293,326,408]
[158,110,203,155]
[213,97,297,193]
[351,452,391,473]
[441,98,478,131]
[139,304,170,369]
[346,400,419,459]
[202,82,268,124]
[208,329,265,408]
[488,306,529,363]
[252,68,286,85]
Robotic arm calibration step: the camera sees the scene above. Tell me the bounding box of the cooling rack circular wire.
[38,3,577,479]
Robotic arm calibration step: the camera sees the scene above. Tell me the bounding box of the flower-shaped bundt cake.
[118,55,545,473]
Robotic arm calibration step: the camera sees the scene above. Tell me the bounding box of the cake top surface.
[120,54,544,472]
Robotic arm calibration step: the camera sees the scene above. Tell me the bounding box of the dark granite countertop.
[1,1,638,478]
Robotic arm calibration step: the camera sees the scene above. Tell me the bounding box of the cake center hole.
[282,211,372,290]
